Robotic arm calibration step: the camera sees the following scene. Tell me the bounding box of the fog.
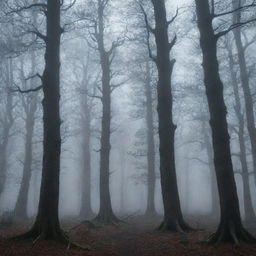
[0,0,256,240]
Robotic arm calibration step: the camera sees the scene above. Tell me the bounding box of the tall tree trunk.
[151,0,190,232]
[119,148,126,214]
[14,52,38,222]
[14,101,37,221]
[0,59,14,198]
[144,60,157,217]
[94,1,118,224]
[20,0,68,242]
[232,1,256,184]
[195,0,255,244]
[226,43,256,224]
[79,80,93,219]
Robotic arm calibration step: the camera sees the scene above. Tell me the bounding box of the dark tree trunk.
[232,2,256,183]
[144,60,157,217]
[94,1,118,224]
[14,52,38,222]
[226,44,256,224]
[195,0,255,244]
[151,0,190,232]
[79,75,94,219]
[20,0,68,242]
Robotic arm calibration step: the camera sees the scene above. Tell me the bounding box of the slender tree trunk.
[94,1,118,224]
[14,103,37,221]
[0,135,8,197]
[184,150,190,214]
[151,0,190,232]
[195,0,255,244]
[144,60,157,217]
[80,84,93,219]
[119,148,126,214]
[226,44,256,224]
[232,1,256,183]
[14,52,38,222]
[0,59,14,198]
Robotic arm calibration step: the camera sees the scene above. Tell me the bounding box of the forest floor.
[0,215,256,256]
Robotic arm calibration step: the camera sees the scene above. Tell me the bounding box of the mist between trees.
[0,0,255,246]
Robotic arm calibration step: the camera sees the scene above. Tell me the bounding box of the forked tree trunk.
[226,43,256,224]
[195,0,255,244]
[151,0,191,232]
[94,1,118,224]
[144,60,157,217]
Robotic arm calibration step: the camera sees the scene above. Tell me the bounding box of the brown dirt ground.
[0,216,256,256]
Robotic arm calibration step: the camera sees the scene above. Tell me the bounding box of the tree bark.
[195,0,255,244]
[232,1,256,184]
[79,71,94,219]
[144,60,157,217]
[0,59,14,198]
[226,42,256,225]
[14,51,38,222]
[151,0,190,232]
[93,0,118,224]
[19,0,68,241]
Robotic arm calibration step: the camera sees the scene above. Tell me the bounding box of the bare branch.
[216,18,256,38]
[213,1,256,18]
[169,35,177,50]
[139,4,155,34]
[25,73,43,81]
[61,0,76,11]
[10,85,43,94]
[110,79,129,93]
[189,157,209,165]
[167,8,179,26]
[6,3,47,14]
[85,90,102,100]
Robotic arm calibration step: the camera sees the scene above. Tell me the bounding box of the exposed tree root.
[157,218,194,233]
[9,224,90,250]
[207,220,256,246]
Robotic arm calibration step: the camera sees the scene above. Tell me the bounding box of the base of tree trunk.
[157,218,193,232]
[207,220,256,245]
[11,221,89,249]
[93,212,122,226]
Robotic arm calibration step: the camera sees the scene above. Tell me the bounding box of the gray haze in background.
[0,0,255,220]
